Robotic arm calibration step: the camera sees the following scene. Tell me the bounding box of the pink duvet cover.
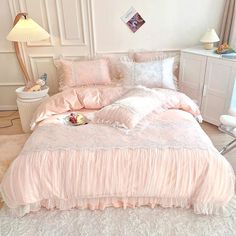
[0,86,235,216]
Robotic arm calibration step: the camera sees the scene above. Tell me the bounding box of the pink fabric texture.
[94,87,163,129]
[1,87,234,216]
[93,86,201,129]
[0,108,235,216]
[31,86,201,130]
[153,88,202,120]
[30,85,127,130]
[54,58,112,91]
[101,54,134,80]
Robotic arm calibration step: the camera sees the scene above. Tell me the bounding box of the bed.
[0,53,235,216]
[0,84,235,216]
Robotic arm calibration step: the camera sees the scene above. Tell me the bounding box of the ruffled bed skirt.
[2,195,236,217]
[1,148,235,217]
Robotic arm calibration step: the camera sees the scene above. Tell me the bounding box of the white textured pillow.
[93,86,162,129]
[119,57,176,90]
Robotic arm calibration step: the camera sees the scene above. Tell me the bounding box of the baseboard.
[0,105,18,111]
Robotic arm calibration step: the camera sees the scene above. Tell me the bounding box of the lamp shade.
[7,18,50,42]
[200,29,220,43]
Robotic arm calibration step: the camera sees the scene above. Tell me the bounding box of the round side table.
[16,87,49,133]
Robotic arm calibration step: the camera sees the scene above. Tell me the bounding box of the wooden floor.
[0,111,23,135]
[0,110,235,169]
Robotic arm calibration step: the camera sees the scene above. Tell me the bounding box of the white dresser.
[179,46,236,126]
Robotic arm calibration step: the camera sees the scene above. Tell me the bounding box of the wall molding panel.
[8,0,20,20]
[29,54,55,79]
[56,0,86,46]
[29,54,58,95]
[19,0,54,47]
[86,0,95,57]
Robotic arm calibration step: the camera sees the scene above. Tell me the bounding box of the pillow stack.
[53,51,178,91]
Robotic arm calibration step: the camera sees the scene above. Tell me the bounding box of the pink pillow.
[94,86,162,129]
[94,86,202,130]
[30,88,83,129]
[54,58,112,91]
[30,85,127,129]
[104,54,134,80]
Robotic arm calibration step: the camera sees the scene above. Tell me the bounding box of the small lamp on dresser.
[6,13,50,132]
[200,29,220,50]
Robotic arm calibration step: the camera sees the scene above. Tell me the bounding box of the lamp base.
[203,43,214,50]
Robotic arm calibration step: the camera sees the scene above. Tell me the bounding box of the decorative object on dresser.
[179,46,236,125]
[200,29,220,50]
[215,43,235,54]
[6,12,50,93]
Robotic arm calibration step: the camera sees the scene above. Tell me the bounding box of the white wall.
[0,0,225,109]
[92,0,225,52]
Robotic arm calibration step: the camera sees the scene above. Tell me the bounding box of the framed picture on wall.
[121,7,145,33]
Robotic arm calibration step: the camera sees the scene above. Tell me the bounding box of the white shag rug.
[1,203,236,236]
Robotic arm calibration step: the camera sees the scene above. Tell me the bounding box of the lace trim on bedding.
[20,146,219,156]
[20,140,217,154]
[2,195,236,217]
[22,113,214,155]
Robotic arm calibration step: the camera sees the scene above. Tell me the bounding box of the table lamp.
[7,13,50,91]
[200,29,220,50]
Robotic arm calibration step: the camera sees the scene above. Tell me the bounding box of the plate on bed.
[63,113,89,126]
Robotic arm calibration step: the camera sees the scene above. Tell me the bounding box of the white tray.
[16,86,49,99]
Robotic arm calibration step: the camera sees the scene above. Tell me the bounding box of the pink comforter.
[0,86,235,216]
